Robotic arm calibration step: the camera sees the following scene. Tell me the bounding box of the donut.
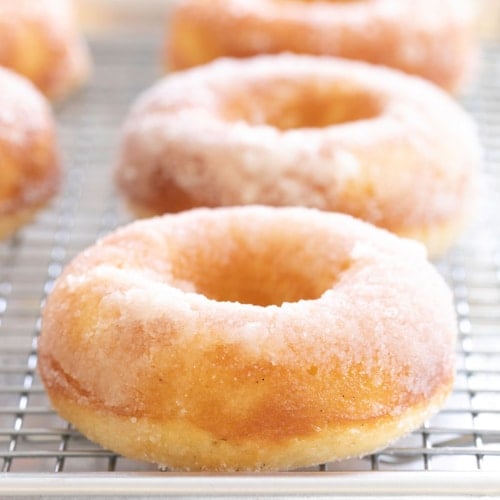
[38,206,457,471]
[166,0,476,92]
[114,54,480,257]
[0,67,61,239]
[0,0,90,100]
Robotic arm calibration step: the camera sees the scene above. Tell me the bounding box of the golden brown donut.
[114,54,480,257]
[166,0,476,92]
[0,0,90,100]
[38,206,457,471]
[0,68,61,240]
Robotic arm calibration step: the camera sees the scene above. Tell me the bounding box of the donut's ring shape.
[38,206,457,471]
[0,68,61,239]
[115,54,480,257]
[0,0,90,100]
[166,0,476,92]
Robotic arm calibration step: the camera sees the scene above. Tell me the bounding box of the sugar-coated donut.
[0,68,61,240]
[115,54,480,257]
[0,0,90,100]
[166,0,476,92]
[38,206,457,471]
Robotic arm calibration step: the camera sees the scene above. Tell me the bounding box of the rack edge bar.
[1,471,500,497]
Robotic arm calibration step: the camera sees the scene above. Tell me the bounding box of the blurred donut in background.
[0,67,61,239]
[0,0,91,100]
[166,0,476,92]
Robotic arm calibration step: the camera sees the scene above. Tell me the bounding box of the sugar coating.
[115,53,480,255]
[0,69,51,145]
[0,67,60,219]
[39,206,457,430]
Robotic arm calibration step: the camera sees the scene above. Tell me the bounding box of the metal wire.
[0,35,499,476]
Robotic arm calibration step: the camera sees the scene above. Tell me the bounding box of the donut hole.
[222,82,382,130]
[170,222,348,306]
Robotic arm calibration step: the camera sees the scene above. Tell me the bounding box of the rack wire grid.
[0,34,500,498]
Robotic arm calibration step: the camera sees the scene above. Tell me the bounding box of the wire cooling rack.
[0,35,500,498]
